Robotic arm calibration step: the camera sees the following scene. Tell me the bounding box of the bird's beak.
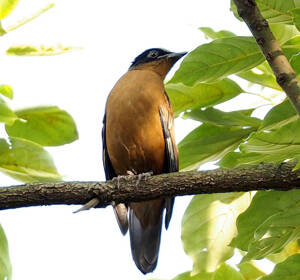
[158,51,188,61]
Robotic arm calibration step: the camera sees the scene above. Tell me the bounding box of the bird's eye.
[148,50,159,58]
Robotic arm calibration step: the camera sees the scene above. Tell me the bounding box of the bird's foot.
[135,171,153,187]
[112,171,136,190]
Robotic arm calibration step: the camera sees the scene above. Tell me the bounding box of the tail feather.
[129,200,164,274]
[113,203,128,235]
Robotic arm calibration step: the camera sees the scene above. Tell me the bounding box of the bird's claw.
[135,171,153,187]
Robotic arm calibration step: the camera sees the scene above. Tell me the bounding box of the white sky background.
[0,0,268,279]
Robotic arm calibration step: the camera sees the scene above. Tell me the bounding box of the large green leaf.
[0,0,19,20]
[5,106,78,146]
[219,118,300,169]
[178,123,254,171]
[0,96,17,125]
[256,0,295,24]
[0,85,13,99]
[231,0,295,24]
[242,204,300,262]
[183,108,261,128]
[0,137,61,182]
[230,190,300,251]
[170,34,300,86]
[260,254,300,280]
[0,225,12,280]
[166,79,243,117]
[170,37,264,85]
[181,193,251,274]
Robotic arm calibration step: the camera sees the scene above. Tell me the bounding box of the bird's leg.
[112,171,135,190]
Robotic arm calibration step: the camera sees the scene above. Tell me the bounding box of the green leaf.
[0,0,19,20]
[171,271,213,280]
[267,240,300,263]
[237,61,281,91]
[282,36,300,59]
[181,193,251,274]
[198,27,236,40]
[260,254,300,280]
[0,225,12,280]
[237,262,266,280]
[0,137,61,182]
[166,79,243,117]
[178,123,254,171]
[170,37,265,85]
[0,96,17,125]
[231,0,295,24]
[219,117,300,169]
[169,264,244,280]
[290,52,300,78]
[170,33,300,86]
[0,85,13,99]
[256,0,295,24]
[242,204,300,262]
[292,7,300,31]
[230,190,300,251]
[5,106,78,146]
[261,99,297,130]
[6,45,79,56]
[213,264,244,280]
[183,108,262,128]
[270,23,300,44]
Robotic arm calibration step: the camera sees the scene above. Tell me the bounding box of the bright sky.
[0,0,258,279]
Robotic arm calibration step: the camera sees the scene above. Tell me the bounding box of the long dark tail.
[129,199,164,274]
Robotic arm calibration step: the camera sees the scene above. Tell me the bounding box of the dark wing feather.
[102,114,128,235]
[102,114,117,180]
[159,106,178,229]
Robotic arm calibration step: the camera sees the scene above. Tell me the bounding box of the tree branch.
[0,162,300,211]
[233,0,300,116]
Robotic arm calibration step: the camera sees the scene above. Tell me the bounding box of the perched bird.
[102,48,186,274]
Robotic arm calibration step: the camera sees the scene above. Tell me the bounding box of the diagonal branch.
[233,0,300,116]
[0,162,300,211]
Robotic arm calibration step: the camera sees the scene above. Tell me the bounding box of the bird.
[102,48,186,274]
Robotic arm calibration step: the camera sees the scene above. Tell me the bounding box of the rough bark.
[233,0,300,116]
[0,162,300,210]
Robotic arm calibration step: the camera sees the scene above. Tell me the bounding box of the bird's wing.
[102,114,117,180]
[102,114,128,235]
[159,103,179,229]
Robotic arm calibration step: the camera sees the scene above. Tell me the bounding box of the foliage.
[161,0,300,279]
[2,0,300,279]
[0,1,79,278]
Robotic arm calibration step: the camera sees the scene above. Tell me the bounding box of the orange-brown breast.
[105,69,170,175]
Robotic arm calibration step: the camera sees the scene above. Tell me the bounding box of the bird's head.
[129,48,187,79]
